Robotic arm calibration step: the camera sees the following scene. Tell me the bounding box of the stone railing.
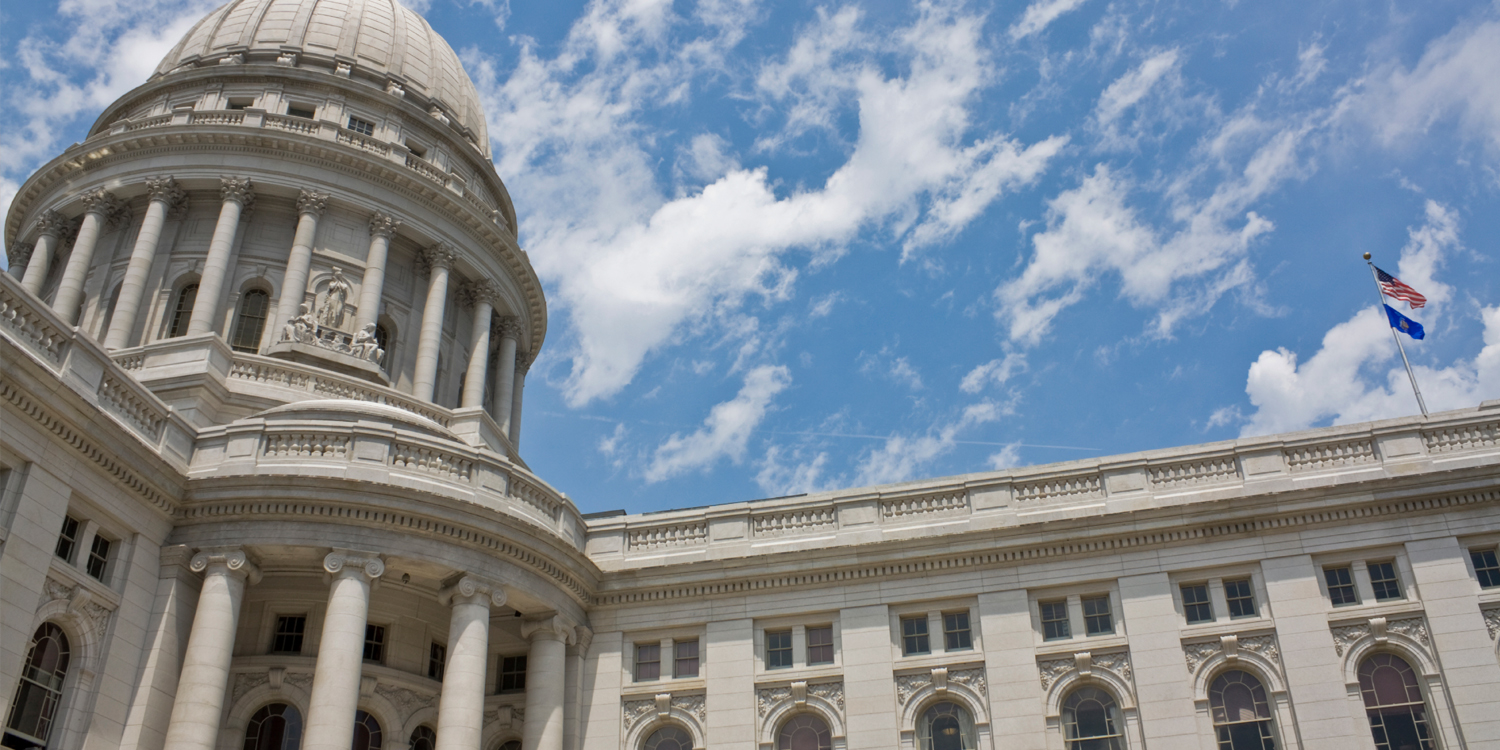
[585,401,1500,564]
[0,280,71,365]
[190,110,245,126]
[225,354,449,427]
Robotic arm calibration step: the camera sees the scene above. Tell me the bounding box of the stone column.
[20,211,67,296]
[459,281,497,409]
[53,188,125,323]
[105,176,185,350]
[353,212,400,332]
[522,617,570,750]
[186,177,253,336]
[563,627,592,750]
[435,576,506,750]
[7,244,32,281]
[413,244,458,401]
[493,317,522,433]
[273,190,329,336]
[161,547,261,750]
[303,550,384,750]
[509,352,531,448]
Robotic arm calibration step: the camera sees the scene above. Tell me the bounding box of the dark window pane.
[1473,549,1500,588]
[409,726,436,750]
[169,284,198,338]
[272,616,305,654]
[362,625,385,663]
[900,617,929,655]
[428,642,445,681]
[1225,579,1257,618]
[635,643,660,681]
[347,116,376,136]
[943,612,972,651]
[1041,600,1071,640]
[242,702,302,750]
[1082,596,1114,636]
[499,655,527,692]
[54,516,80,562]
[1368,562,1403,601]
[807,626,834,665]
[1182,584,1213,624]
[4,624,70,747]
[767,630,793,669]
[85,535,111,581]
[230,289,269,352]
[351,710,381,750]
[1325,567,1358,605]
[674,639,699,678]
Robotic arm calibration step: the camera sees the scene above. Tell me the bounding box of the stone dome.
[154,0,488,153]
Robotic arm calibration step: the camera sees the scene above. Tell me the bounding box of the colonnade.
[8,178,532,436]
[161,546,583,750]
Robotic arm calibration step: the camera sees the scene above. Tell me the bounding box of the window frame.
[271,614,307,655]
[362,624,386,664]
[498,654,527,693]
[85,532,113,582]
[900,616,931,656]
[55,515,81,563]
[1040,599,1071,641]
[1472,546,1500,588]
[672,638,699,679]
[167,282,199,338]
[765,629,794,670]
[428,641,446,682]
[1181,583,1214,624]
[346,115,377,137]
[806,625,835,666]
[1081,594,1114,636]
[634,642,662,681]
[942,611,972,652]
[1224,578,1257,619]
[229,287,271,353]
[1323,565,1359,606]
[1367,560,1404,602]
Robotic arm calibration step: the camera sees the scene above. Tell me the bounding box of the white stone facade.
[2,2,1499,750]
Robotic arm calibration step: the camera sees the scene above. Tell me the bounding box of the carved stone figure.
[318,267,351,329]
[352,323,384,363]
[283,303,317,344]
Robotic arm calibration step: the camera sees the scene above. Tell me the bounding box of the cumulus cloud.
[643,365,792,482]
[960,353,1027,393]
[1009,0,1091,40]
[853,400,1009,486]
[987,442,1023,470]
[1238,202,1498,435]
[472,0,1064,405]
[755,445,836,497]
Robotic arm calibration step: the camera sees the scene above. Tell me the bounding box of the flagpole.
[1363,252,1428,417]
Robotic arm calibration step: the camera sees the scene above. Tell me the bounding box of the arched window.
[352,709,383,750]
[918,702,977,750]
[230,288,270,352]
[1209,670,1275,749]
[242,702,302,750]
[1062,687,1126,750]
[409,725,436,750]
[777,714,832,750]
[1358,653,1436,750]
[643,724,693,750]
[168,283,198,338]
[3,623,71,748]
[374,323,391,366]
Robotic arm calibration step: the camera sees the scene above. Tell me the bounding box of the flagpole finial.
[1363,252,1371,260]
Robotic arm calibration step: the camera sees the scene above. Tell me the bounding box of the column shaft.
[494,331,519,432]
[563,631,589,750]
[161,549,259,750]
[53,195,115,324]
[106,179,180,350]
[523,623,568,750]
[413,246,456,401]
[509,355,528,448]
[20,233,58,296]
[461,298,494,408]
[273,192,327,336]
[187,178,252,336]
[303,552,382,750]
[435,579,504,750]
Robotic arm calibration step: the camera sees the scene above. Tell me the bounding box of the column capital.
[219,175,256,206]
[496,315,525,341]
[459,278,499,308]
[516,350,533,375]
[573,626,594,654]
[34,210,69,238]
[79,187,126,217]
[7,242,32,269]
[369,211,402,238]
[439,574,508,608]
[145,175,187,206]
[521,614,573,643]
[323,549,385,581]
[190,546,262,584]
[297,189,330,217]
[421,242,459,272]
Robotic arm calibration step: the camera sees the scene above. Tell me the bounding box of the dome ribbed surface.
[156,0,488,152]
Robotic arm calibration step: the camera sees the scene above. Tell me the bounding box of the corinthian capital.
[79,187,126,219]
[495,316,524,341]
[515,350,533,375]
[323,549,385,581]
[421,243,458,272]
[190,546,263,584]
[8,243,33,268]
[34,210,69,238]
[297,190,330,217]
[145,175,187,206]
[369,211,402,239]
[219,176,255,206]
[458,278,498,307]
[439,574,508,608]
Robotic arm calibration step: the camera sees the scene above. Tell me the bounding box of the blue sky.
[3,0,1499,515]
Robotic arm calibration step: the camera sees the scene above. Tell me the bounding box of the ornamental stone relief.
[231,672,271,705]
[1330,624,1369,657]
[1331,616,1430,656]
[1037,658,1074,691]
[756,681,845,718]
[375,683,437,718]
[1483,607,1500,641]
[1037,651,1132,690]
[484,705,526,726]
[623,699,655,731]
[622,694,706,731]
[756,687,790,718]
[895,667,986,712]
[1182,634,1281,674]
[809,682,846,711]
[39,576,113,644]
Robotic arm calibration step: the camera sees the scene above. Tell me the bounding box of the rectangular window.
[900,616,930,656]
[673,639,699,678]
[362,624,386,663]
[499,655,527,693]
[1040,600,1071,640]
[428,642,446,681]
[635,643,661,681]
[406,140,429,158]
[806,626,834,665]
[55,515,81,562]
[1083,595,1114,636]
[1325,566,1358,605]
[1473,549,1500,588]
[1181,584,1213,624]
[1225,579,1257,618]
[347,116,376,136]
[287,104,316,119]
[766,630,793,669]
[272,616,306,654]
[1368,562,1403,601]
[225,97,253,111]
[943,612,972,651]
[86,535,111,581]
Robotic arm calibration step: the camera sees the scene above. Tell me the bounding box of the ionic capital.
[145,175,187,206]
[219,176,255,206]
[496,316,524,341]
[34,210,69,238]
[323,549,385,582]
[521,614,572,643]
[574,625,594,653]
[459,279,499,308]
[369,211,402,239]
[438,574,507,608]
[189,546,262,584]
[8,243,32,268]
[297,190,330,218]
[79,187,127,222]
[421,243,458,272]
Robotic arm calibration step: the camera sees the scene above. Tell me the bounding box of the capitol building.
[2,2,1499,750]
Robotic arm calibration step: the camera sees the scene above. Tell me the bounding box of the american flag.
[1375,266,1427,309]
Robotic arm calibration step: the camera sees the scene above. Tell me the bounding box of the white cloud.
[853,400,1009,486]
[988,442,1023,470]
[860,345,924,390]
[1239,202,1498,435]
[755,446,836,497]
[960,352,1027,394]
[473,1,1064,406]
[643,365,791,482]
[1009,0,1091,41]
[1094,49,1181,129]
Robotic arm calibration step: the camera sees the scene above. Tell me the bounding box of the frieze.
[1038,651,1131,690]
[1239,634,1280,665]
[1183,634,1281,674]
[757,682,844,717]
[1386,617,1430,647]
[675,694,707,723]
[1331,616,1429,657]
